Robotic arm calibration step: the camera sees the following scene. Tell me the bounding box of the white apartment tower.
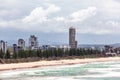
[0,40,7,53]
[18,39,25,50]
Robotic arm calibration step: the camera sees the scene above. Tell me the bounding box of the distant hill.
[78,44,105,48]
[110,43,120,47]
[78,43,120,48]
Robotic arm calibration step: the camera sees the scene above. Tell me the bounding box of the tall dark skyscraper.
[29,35,38,50]
[69,27,77,48]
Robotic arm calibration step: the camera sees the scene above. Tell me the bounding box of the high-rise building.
[69,27,78,48]
[18,39,25,50]
[29,35,38,50]
[13,44,18,53]
[0,40,7,53]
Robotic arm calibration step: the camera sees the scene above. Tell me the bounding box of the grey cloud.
[0,0,120,35]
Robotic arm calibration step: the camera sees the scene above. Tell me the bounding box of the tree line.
[0,48,105,59]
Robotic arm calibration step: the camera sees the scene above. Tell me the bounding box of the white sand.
[0,57,120,71]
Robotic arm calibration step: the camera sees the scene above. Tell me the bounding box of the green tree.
[4,50,10,59]
[37,49,42,58]
[76,49,80,56]
[57,48,63,57]
[0,49,4,58]
[64,49,68,57]
[54,49,58,57]
[12,52,17,59]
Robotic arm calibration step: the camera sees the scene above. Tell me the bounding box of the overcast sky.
[0,0,120,45]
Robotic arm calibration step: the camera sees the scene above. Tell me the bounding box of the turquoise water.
[1,61,120,80]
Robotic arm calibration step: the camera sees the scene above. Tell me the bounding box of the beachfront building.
[41,45,51,50]
[58,45,70,52]
[29,35,38,50]
[13,44,18,53]
[0,40,7,53]
[18,39,25,50]
[104,45,117,56]
[69,27,78,48]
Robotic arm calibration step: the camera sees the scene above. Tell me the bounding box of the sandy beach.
[0,57,120,71]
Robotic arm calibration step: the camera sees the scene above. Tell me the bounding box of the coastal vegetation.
[0,48,118,64]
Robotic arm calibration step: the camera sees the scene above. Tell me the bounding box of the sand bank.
[0,57,120,71]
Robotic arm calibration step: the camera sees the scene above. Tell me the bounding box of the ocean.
[0,61,120,80]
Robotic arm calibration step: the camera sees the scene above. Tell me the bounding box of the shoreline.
[0,57,120,71]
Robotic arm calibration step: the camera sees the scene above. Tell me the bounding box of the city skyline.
[1,0,120,45]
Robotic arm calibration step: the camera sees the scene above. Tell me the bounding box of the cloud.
[89,0,120,18]
[53,7,97,23]
[101,0,120,14]
[106,21,119,27]
[54,17,65,21]
[0,9,20,19]
[0,5,117,35]
[69,7,97,22]
[0,0,22,7]
[22,4,61,23]
[1,0,120,35]
[78,28,111,35]
[77,20,120,35]
[0,4,63,32]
